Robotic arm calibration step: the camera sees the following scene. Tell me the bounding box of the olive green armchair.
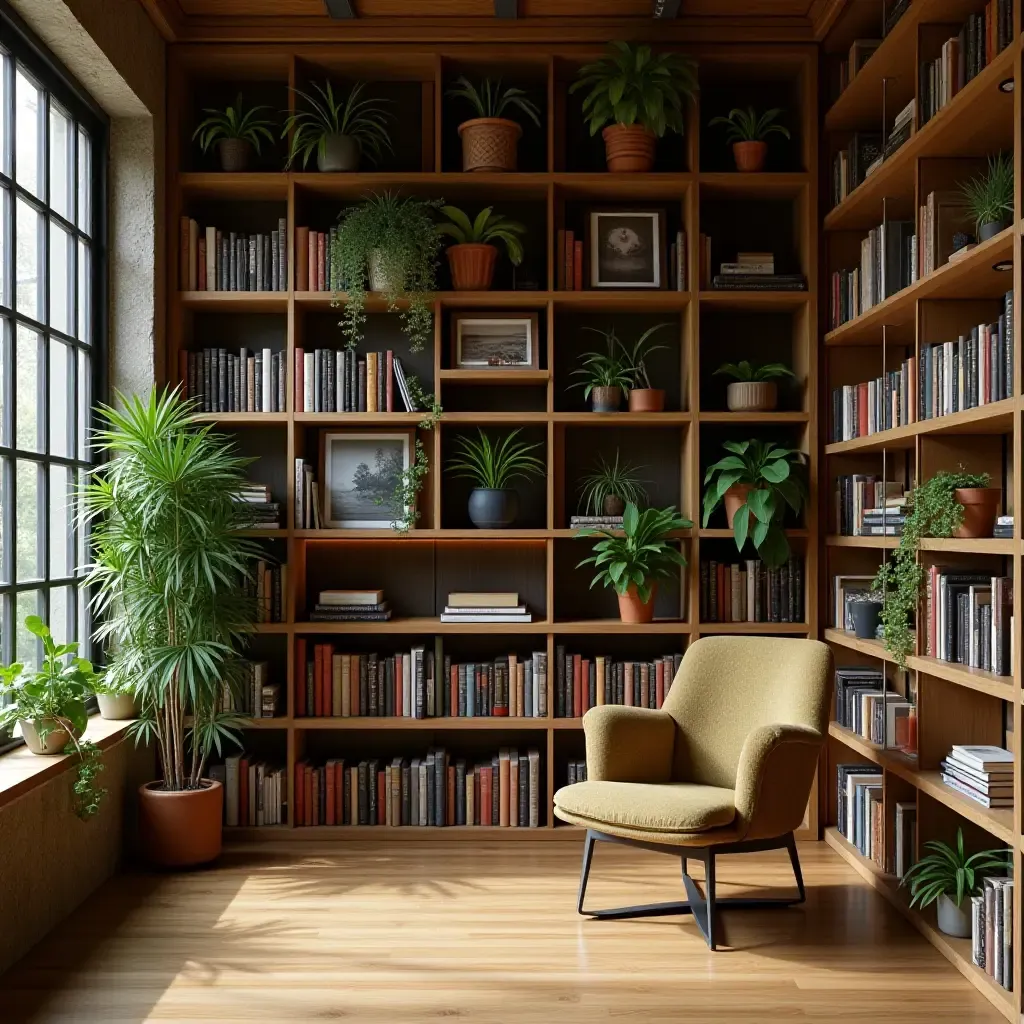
[554,635,833,949]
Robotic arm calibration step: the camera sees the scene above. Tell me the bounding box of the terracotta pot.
[590,386,622,413]
[216,138,252,172]
[723,483,755,528]
[602,494,625,517]
[97,692,139,720]
[628,388,666,412]
[732,140,767,172]
[727,381,778,412]
[20,718,80,755]
[139,780,224,868]
[617,582,656,624]
[952,487,1001,538]
[602,124,657,173]
[458,117,522,172]
[447,243,498,291]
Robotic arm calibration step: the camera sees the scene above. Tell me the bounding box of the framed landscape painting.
[451,313,540,370]
[586,209,666,289]
[319,430,414,529]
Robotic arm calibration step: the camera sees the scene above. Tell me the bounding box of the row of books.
[940,744,1012,809]
[235,483,282,529]
[923,570,1012,676]
[211,755,286,827]
[442,591,533,625]
[833,475,906,537]
[893,800,916,879]
[294,748,543,828]
[181,348,287,414]
[834,667,915,751]
[556,229,584,291]
[295,347,419,414]
[973,875,1014,990]
[179,217,289,292]
[566,759,588,786]
[918,189,974,278]
[698,558,805,624]
[828,219,916,328]
[834,39,878,99]
[828,362,916,443]
[836,763,884,868]
[219,662,280,719]
[294,459,321,531]
[309,588,392,622]
[295,226,340,292]
[244,560,286,623]
[553,648,683,718]
[830,132,881,210]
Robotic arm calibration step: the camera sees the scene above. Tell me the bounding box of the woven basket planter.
[458,118,522,172]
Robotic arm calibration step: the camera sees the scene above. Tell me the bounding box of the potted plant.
[94,678,140,721]
[702,439,807,568]
[873,470,998,668]
[708,106,790,172]
[578,451,649,518]
[901,828,1009,938]
[577,503,691,623]
[960,152,1014,241]
[570,42,698,173]
[436,205,527,291]
[330,192,442,353]
[0,615,107,820]
[571,326,634,412]
[283,81,393,172]
[713,360,797,412]
[82,389,261,867]
[447,427,545,529]
[447,76,542,172]
[847,590,883,640]
[620,322,672,412]
[192,93,276,172]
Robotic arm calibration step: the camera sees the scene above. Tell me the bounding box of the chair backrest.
[664,636,833,788]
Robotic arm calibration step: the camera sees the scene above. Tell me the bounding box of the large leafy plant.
[437,206,527,266]
[193,94,276,155]
[446,76,541,126]
[714,360,796,383]
[447,428,545,490]
[577,451,649,516]
[570,42,698,138]
[577,503,691,602]
[960,152,1014,231]
[709,106,790,143]
[82,389,262,792]
[901,828,1009,909]
[702,439,807,568]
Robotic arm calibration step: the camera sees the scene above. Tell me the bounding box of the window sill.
[0,717,135,810]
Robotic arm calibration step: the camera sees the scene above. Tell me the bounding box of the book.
[447,592,519,608]
[319,589,385,606]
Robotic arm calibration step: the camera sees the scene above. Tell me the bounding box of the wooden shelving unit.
[821,1,1021,1015]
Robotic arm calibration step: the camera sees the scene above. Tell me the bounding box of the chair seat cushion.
[553,780,736,834]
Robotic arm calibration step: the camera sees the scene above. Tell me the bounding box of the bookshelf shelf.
[696,290,809,310]
[826,535,1016,554]
[698,621,809,634]
[294,717,554,731]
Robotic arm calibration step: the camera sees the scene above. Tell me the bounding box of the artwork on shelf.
[319,429,414,529]
[586,209,666,289]
[450,312,540,370]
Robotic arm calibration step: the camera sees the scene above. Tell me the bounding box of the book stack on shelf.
[444,652,548,718]
[922,570,1012,674]
[893,800,917,877]
[235,483,282,529]
[294,459,321,530]
[993,515,1013,538]
[294,226,342,292]
[834,475,908,536]
[831,131,882,210]
[835,38,879,96]
[179,217,288,292]
[566,759,588,786]
[973,874,1015,991]
[918,189,973,275]
[441,592,533,625]
[881,99,915,163]
[699,557,804,624]
[836,763,884,867]
[244,559,285,624]
[554,648,683,717]
[941,744,1013,809]
[294,346,420,414]
[221,661,280,719]
[310,588,392,622]
[569,513,623,529]
[703,248,806,292]
[834,666,916,750]
[295,747,543,828]
[183,347,287,413]
[210,754,287,828]
[829,360,917,442]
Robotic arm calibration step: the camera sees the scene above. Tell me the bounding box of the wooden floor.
[2,840,1005,1023]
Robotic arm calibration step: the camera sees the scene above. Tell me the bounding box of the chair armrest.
[582,705,676,784]
[733,723,823,840]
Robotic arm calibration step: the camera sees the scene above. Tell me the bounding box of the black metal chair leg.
[704,847,717,950]
[785,831,806,904]
[577,829,596,914]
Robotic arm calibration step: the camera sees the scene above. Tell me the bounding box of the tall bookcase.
[820,0,1023,1018]
[166,40,819,840]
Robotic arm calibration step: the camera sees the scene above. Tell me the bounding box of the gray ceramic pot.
[590,386,622,413]
[936,893,971,938]
[849,599,882,640]
[468,488,519,529]
[318,133,360,172]
[979,218,1011,242]
[217,138,252,172]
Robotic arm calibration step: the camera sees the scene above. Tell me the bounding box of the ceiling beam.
[136,0,184,41]
[652,0,681,16]
[494,0,519,16]
[324,0,357,17]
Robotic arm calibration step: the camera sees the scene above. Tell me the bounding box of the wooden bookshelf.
[821,4,1021,1014]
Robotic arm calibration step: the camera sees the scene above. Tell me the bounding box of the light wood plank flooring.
[2,841,1005,1022]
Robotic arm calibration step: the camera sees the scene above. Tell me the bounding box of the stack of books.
[994,515,1013,538]
[829,358,917,441]
[234,483,282,529]
[834,667,915,749]
[836,38,880,96]
[834,474,908,536]
[570,513,623,529]
[179,216,288,292]
[210,754,287,828]
[294,347,419,413]
[244,559,285,623]
[922,570,1013,675]
[220,661,279,719]
[973,874,1014,990]
[554,649,683,717]
[699,558,804,623]
[882,98,914,161]
[836,763,884,867]
[294,459,321,530]
[295,225,342,291]
[941,744,1013,808]
[831,131,882,210]
[182,347,287,413]
[708,250,807,292]
[309,589,392,622]
[440,592,532,624]
[566,759,588,786]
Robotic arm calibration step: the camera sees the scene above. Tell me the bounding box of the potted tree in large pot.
[82,389,261,868]
[447,76,542,172]
[436,205,527,291]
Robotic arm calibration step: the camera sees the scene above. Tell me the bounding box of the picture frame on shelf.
[450,312,541,370]
[586,208,667,290]
[319,429,415,529]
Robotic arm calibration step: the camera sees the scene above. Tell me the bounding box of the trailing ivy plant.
[872,470,989,668]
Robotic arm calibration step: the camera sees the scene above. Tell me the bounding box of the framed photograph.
[451,313,541,370]
[586,209,666,289]
[319,430,414,529]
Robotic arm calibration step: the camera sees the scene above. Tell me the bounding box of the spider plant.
[436,205,527,266]
[571,326,634,399]
[619,322,671,391]
[577,451,649,517]
[901,828,1010,911]
[709,106,791,143]
[960,152,1014,235]
[713,360,796,382]
[192,94,276,169]
[447,428,545,490]
[446,76,541,126]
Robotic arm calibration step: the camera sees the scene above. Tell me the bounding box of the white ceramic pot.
[936,893,971,938]
[726,380,778,412]
[97,692,139,720]
[368,250,403,293]
[20,718,79,755]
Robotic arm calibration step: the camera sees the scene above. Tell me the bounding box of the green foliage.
[192,94,276,154]
[436,206,527,266]
[81,388,262,792]
[709,106,790,143]
[702,439,807,568]
[872,470,989,668]
[576,503,692,602]
[960,152,1014,231]
[569,41,698,138]
[570,326,634,397]
[447,428,545,490]
[446,76,541,126]
[577,450,649,516]
[901,828,1009,909]
[618,322,671,391]
[330,191,442,353]
[0,615,106,820]
[283,81,393,169]
[713,360,796,383]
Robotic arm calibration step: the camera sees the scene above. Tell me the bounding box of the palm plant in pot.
[283,81,393,172]
[571,326,633,412]
[192,93,276,172]
[577,503,691,623]
[447,428,545,529]
[713,360,797,412]
[960,152,1014,241]
[577,450,649,518]
[708,106,790,172]
[81,389,262,867]
[447,76,542,172]
[436,205,527,291]
[620,322,671,412]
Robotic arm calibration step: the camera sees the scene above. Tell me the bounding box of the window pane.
[77,347,90,460]
[0,51,8,177]
[0,317,8,447]
[76,467,87,575]
[15,68,41,198]
[49,585,70,645]
[48,103,72,221]
[49,463,70,578]
[77,584,88,657]
[15,195,40,319]
[76,127,90,235]
[49,220,71,334]
[16,323,39,451]
[15,589,40,668]
[77,238,89,342]
[16,458,40,581]
[0,456,7,586]
[0,185,8,308]
[49,337,71,457]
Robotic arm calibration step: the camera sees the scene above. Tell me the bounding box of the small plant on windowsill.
[192,93,276,173]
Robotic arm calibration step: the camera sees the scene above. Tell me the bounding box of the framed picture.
[450,313,541,370]
[319,430,414,529]
[586,209,667,289]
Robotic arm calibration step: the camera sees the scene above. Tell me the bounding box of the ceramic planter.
[19,718,80,755]
[727,381,778,412]
[628,388,666,412]
[216,138,252,172]
[590,386,622,413]
[936,893,972,938]
[979,218,1011,242]
[458,117,522,172]
[723,483,755,528]
[732,140,767,172]
[317,133,360,172]
[447,243,498,291]
[602,494,625,517]
[97,692,140,720]
[617,582,657,624]
[139,780,224,868]
[953,487,1001,538]
[368,250,403,293]
[602,124,657,173]
[468,487,519,529]
[849,600,883,640]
